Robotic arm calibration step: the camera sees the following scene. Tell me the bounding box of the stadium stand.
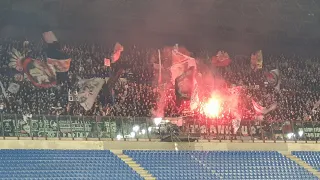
[124,150,319,180]
[292,151,320,172]
[0,149,143,180]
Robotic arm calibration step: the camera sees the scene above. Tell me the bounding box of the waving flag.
[23,58,56,88]
[161,45,192,65]
[8,48,25,72]
[47,57,71,72]
[78,78,105,111]
[172,46,193,64]
[104,58,111,67]
[252,100,277,115]
[111,42,124,63]
[106,68,124,89]
[43,30,71,72]
[266,69,280,91]
[7,83,20,94]
[232,112,242,134]
[99,68,125,106]
[42,31,57,43]
[170,50,196,85]
[251,50,263,70]
[311,100,320,113]
[190,82,199,110]
[0,81,8,99]
[212,51,231,67]
[175,66,196,103]
[8,48,56,88]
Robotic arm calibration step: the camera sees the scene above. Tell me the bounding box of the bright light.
[174,142,179,151]
[141,129,146,135]
[203,97,221,118]
[154,118,162,126]
[132,125,140,132]
[287,133,295,139]
[116,134,122,140]
[298,130,303,137]
[130,132,136,138]
[148,127,152,132]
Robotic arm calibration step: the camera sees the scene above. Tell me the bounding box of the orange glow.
[203,97,221,118]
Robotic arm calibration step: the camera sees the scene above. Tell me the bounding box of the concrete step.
[133,167,146,171]
[115,151,156,180]
[117,154,131,158]
[127,163,141,167]
[145,178,157,180]
[123,159,136,163]
[110,149,123,155]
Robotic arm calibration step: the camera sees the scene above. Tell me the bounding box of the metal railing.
[0,114,319,143]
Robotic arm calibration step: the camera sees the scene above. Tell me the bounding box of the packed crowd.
[0,38,320,125]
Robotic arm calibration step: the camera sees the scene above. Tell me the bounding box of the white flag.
[7,83,20,94]
[77,78,105,111]
[0,81,8,99]
[312,99,320,113]
[232,119,241,134]
[190,82,199,110]
[42,31,58,43]
[266,69,281,91]
[232,112,241,134]
[252,100,277,114]
[170,50,196,85]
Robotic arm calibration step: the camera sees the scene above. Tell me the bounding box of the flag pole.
[158,49,162,84]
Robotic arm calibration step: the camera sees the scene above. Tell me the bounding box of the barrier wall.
[1,114,320,143]
[0,140,319,152]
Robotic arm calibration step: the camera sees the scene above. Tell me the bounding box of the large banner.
[0,115,116,138]
[297,126,320,139]
[189,124,262,137]
[78,78,105,111]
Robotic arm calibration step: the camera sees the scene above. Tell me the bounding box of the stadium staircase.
[112,150,156,180]
[281,152,320,179]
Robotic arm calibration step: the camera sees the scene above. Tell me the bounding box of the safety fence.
[0,114,319,143]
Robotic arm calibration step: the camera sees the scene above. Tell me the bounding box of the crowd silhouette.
[0,38,319,127]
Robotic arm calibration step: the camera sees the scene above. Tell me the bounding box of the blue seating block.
[0,149,143,180]
[292,151,320,172]
[124,150,318,180]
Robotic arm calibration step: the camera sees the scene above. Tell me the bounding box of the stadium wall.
[0,140,319,151]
